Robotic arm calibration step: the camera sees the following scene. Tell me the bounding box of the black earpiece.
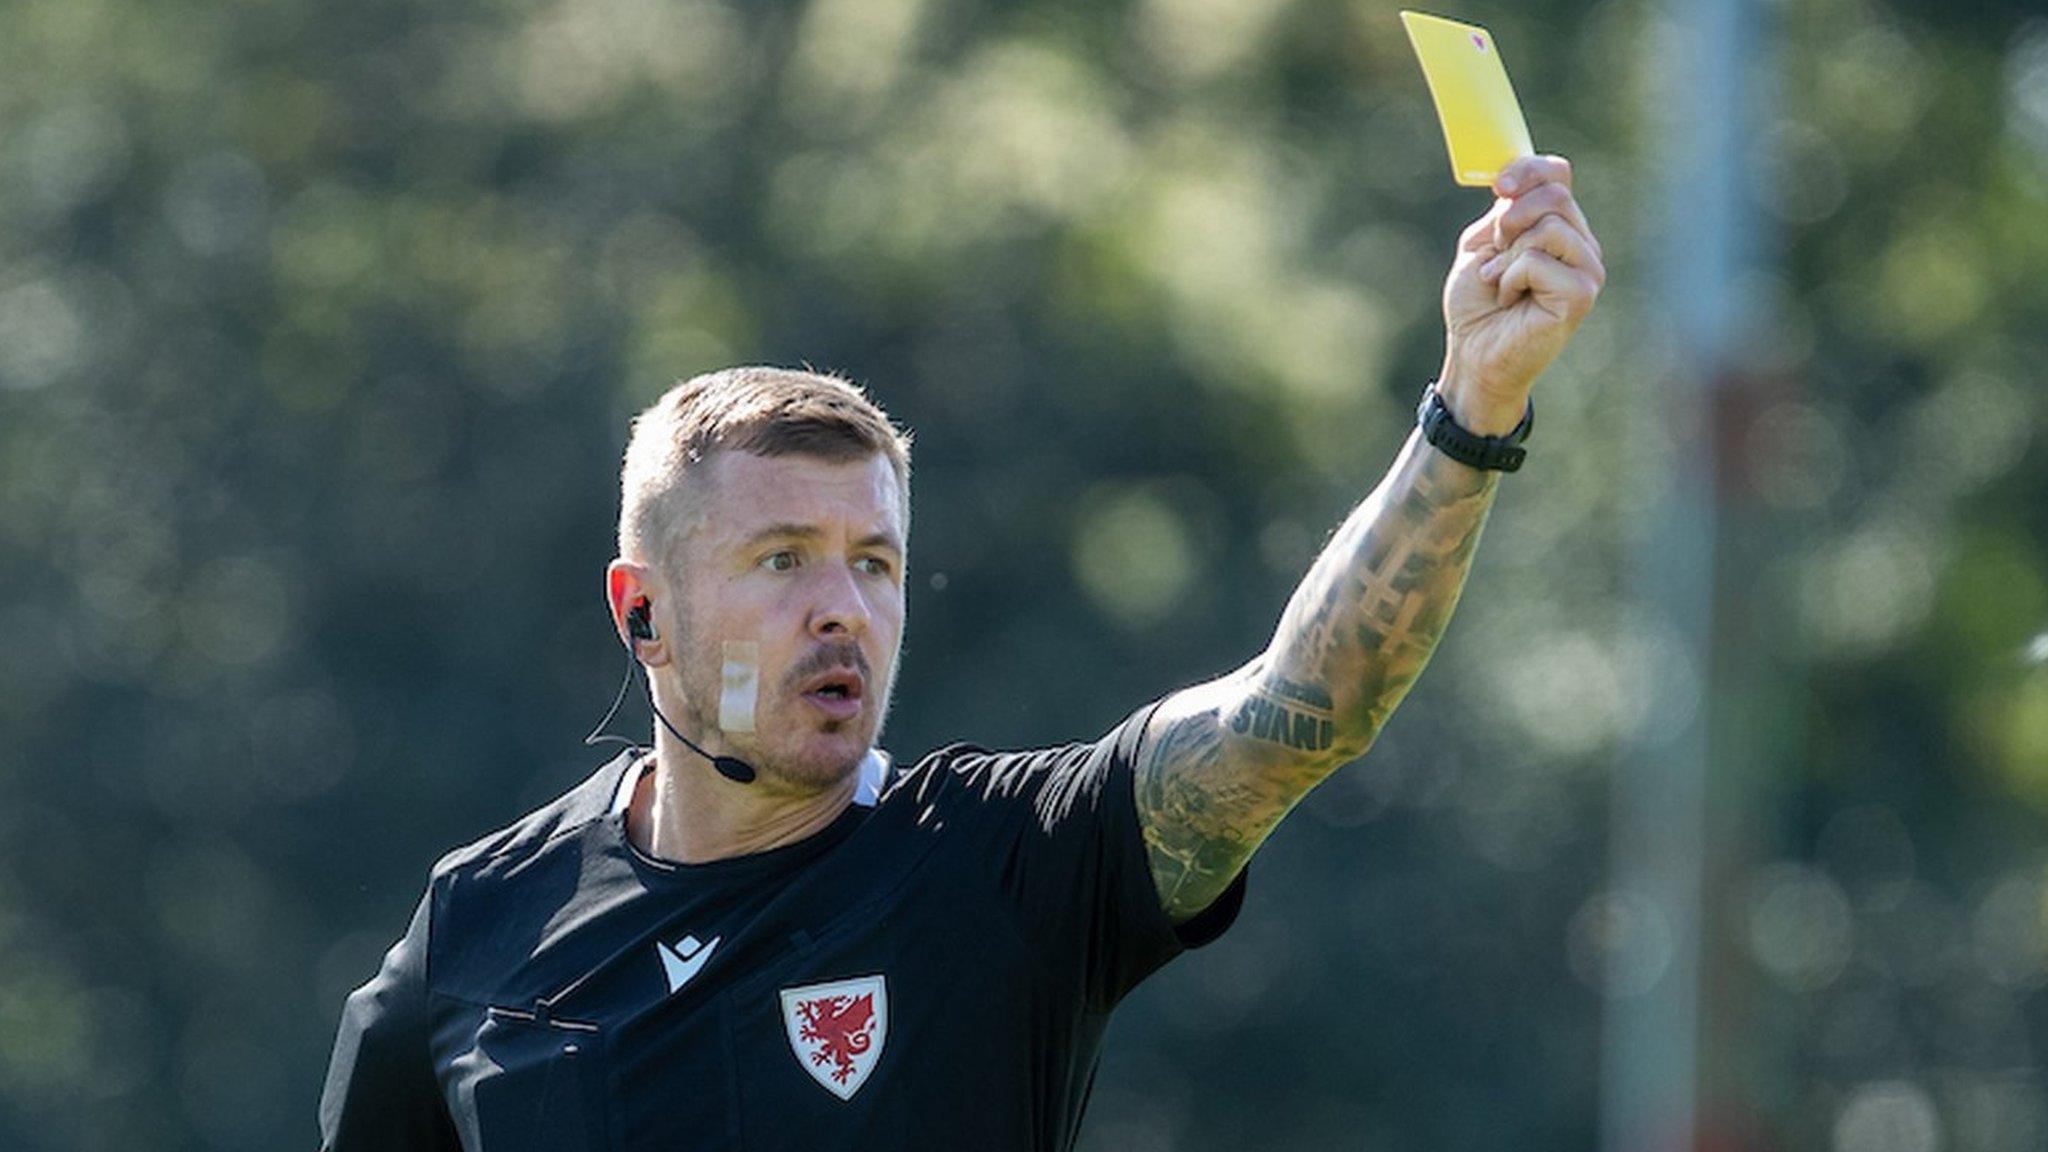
[627,602,656,642]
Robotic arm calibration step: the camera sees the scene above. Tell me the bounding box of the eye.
[854,555,894,577]
[761,550,799,572]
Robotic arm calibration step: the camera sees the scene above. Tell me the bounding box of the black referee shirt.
[320,703,1244,1151]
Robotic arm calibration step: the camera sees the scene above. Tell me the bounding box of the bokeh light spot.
[1797,519,1941,659]
[1753,119,1848,224]
[0,279,85,391]
[1746,863,1854,992]
[1566,888,1674,998]
[1972,873,2048,989]
[1072,484,1197,626]
[2007,22,2048,165]
[1833,1080,1942,1152]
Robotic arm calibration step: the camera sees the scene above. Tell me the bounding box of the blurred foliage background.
[1,0,2045,1147]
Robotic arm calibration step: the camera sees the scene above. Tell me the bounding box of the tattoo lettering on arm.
[1225,676,1335,753]
[1137,433,1500,921]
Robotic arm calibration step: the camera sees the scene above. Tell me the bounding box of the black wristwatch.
[1416,384,1534,472]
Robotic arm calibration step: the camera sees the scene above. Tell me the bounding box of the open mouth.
[804,671,863,700]
[800,668,865,718]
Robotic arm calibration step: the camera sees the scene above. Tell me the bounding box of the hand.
[1435,155,1606,435]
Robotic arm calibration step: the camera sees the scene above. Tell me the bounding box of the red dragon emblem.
[796,993,875,1083]
[779,975,889,1099]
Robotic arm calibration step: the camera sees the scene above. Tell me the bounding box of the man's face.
[661,450,907,791]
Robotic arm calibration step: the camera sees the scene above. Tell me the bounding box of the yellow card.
[1401,11,1535,187]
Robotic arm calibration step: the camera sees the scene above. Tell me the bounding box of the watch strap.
[1416,385,1533,472]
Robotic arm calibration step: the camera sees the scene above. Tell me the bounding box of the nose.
[808,562,873,640]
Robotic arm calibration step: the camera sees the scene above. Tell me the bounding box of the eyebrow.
[739,523,904,554]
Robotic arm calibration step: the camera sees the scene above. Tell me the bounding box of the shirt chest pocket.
[458,1006,612,1152]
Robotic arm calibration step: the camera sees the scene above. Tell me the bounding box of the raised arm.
[1136,156,1606,921]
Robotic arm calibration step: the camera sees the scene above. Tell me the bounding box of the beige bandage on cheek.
[719,641,759,733]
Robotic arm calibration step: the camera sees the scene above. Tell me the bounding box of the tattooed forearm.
[1138,431,1500,920]
[1268,429,1498,744]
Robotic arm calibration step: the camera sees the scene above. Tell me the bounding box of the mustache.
[780,641,871,689]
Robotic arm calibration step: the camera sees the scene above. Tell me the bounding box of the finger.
[1495,248,1602,320]
[1486,217,1593,280]
[1493,153,1573,197]
[1482,217,1605,284]
[1491,183,1600,259]
[1458,198,1512,254]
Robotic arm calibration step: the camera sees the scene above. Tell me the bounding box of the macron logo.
[658,934,721,994]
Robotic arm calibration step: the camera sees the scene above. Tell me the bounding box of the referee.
[320,154,1603,1151]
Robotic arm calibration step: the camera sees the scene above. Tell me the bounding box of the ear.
[606,559,671,668]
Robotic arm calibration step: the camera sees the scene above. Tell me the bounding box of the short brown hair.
[618,366,913,570]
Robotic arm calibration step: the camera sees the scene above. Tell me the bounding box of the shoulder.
[414,753,637,990]
[881,702,1164,828]
[884,739,1080,807]
[427,751,635,885]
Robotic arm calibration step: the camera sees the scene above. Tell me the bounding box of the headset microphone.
[589,603,759,785]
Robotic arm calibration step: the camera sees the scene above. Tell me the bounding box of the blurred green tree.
[0,0,2041,1148]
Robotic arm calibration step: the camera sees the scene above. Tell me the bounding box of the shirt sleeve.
[319,885,461,1152]
[927,702,1246,1011]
